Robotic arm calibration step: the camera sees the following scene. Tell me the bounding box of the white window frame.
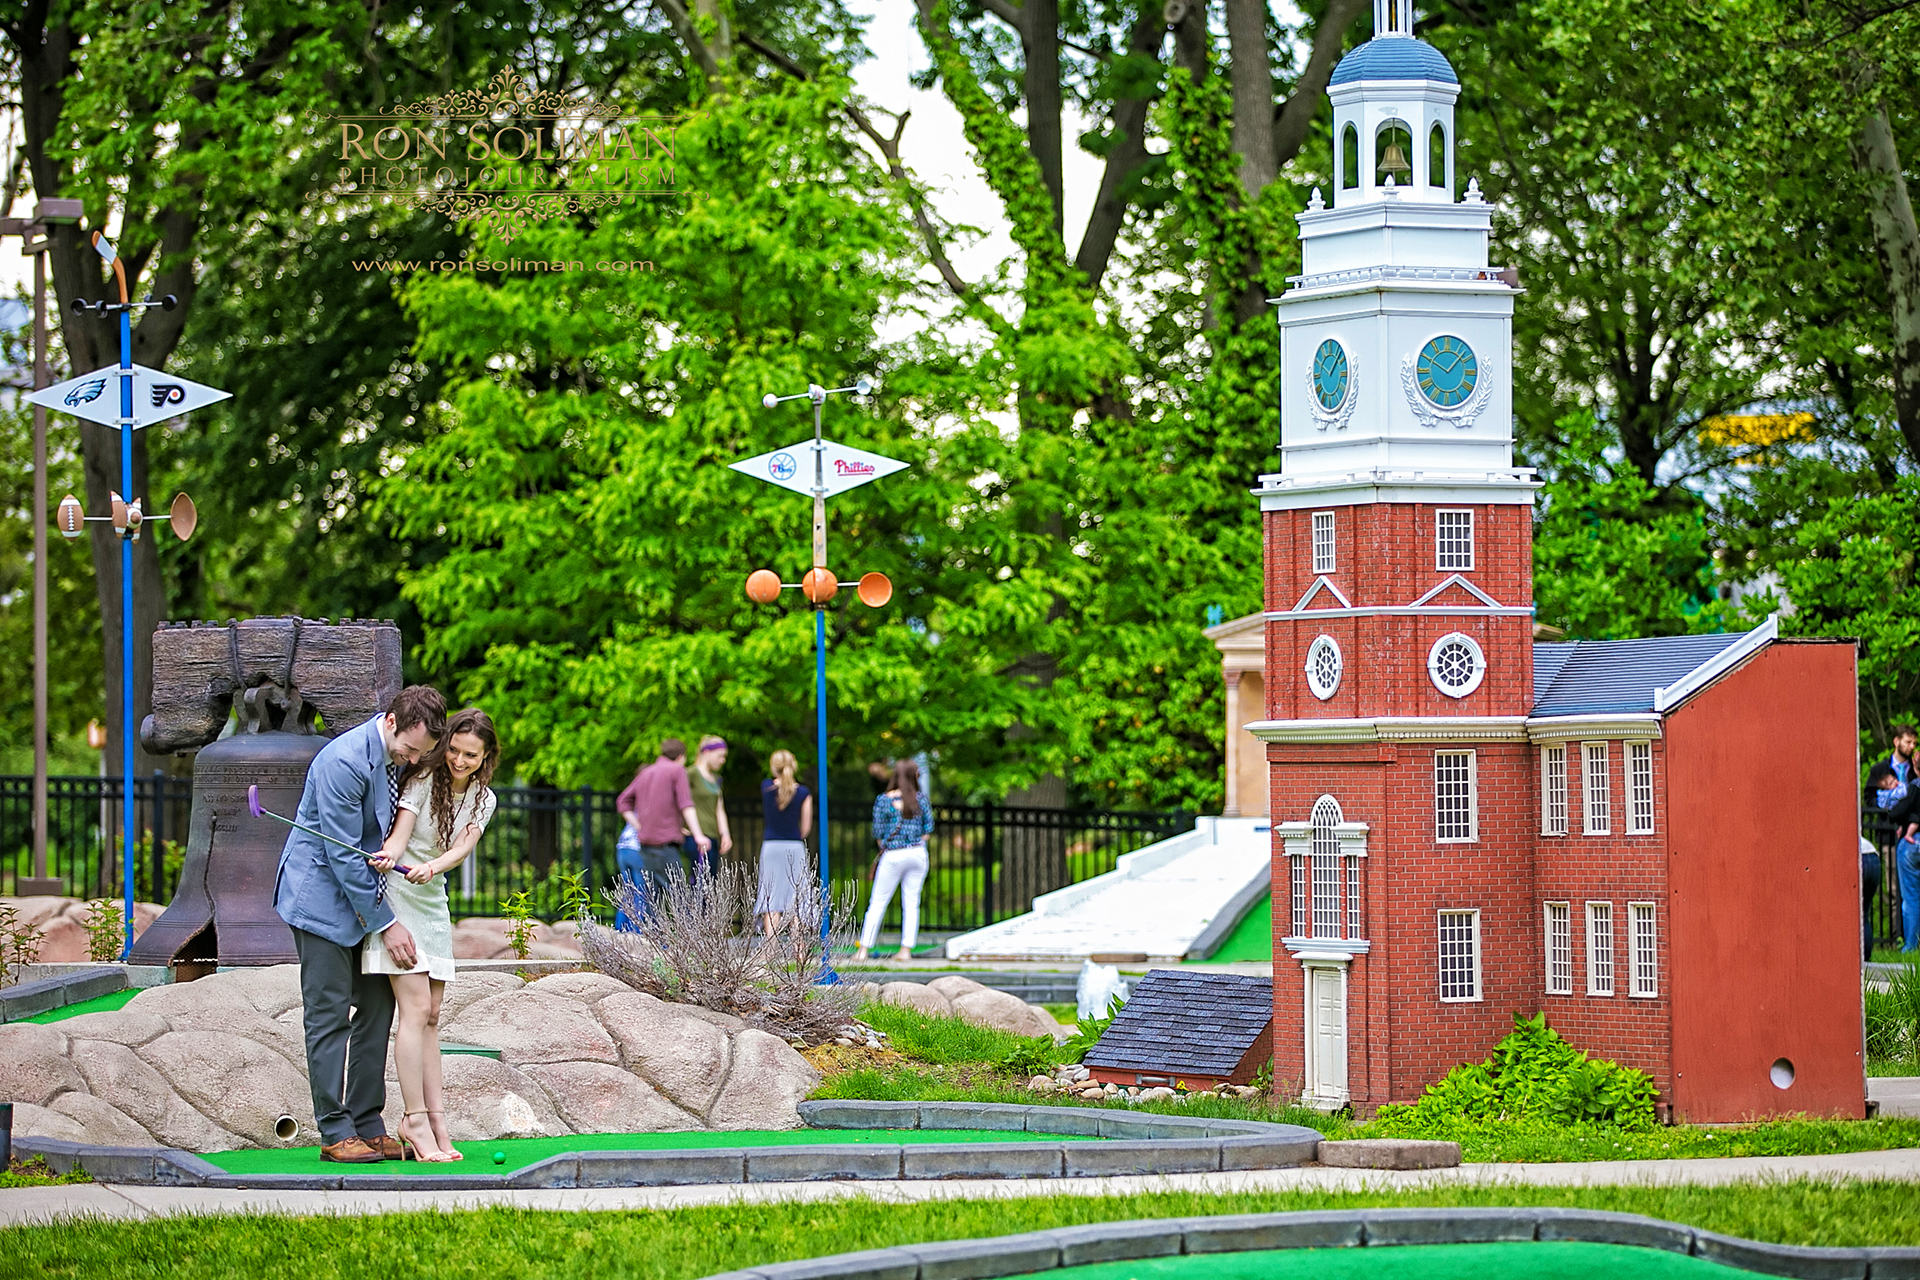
[1628,741,1655,834]
[1305,635,1343,701]
[1585,901,1614,996]
[1583,742,1611,835]
[1312,510,1337,574]
[1438,909,1482,1002]
[1280,794,1368,944]
[1434,749,1478,843]
[1427,631,1488,699]
[1436,508,1475,571]
[1630,902,1659,997]
[1544,901,1572,995]
[1541,744,1567,836]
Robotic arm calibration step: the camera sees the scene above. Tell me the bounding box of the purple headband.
[699,736,728,752]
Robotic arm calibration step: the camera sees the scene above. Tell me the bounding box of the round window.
[1427,632,1486,698]
[1305,635,1343,701]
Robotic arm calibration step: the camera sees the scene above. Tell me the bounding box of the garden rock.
[596,992,731,1116]
[0,1023,82,1106]
[441,989,619,1066]
[135,1030,315,1146]
[878,981,953,1017]
[429,1055,566,1141]
[69,1037,240,1151]
[523,1061,700,1133]
[926,975,990,1001]
[58,1010,169,1047]
[48,1091,156,1146]
[436,970,523,1024]
[704,1029,820,1130]
[527,971,629,1005]
[219,964,307,1019]
[950,987,1065,1041]
[9,1101,88,1144]
[0,895,165,962]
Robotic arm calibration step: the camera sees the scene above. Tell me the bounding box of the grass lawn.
[204,1128,1068,1177]
[0,1157,89,1189]
[836,1003,1920,1164]
[4,1182,1917,1278]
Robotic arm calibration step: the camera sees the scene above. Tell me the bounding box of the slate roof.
[1080,970,1273,1079]
[1329,37,1459,86]
[1530,633,1750,717]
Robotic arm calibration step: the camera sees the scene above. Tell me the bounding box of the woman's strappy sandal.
[427,1110,463,1160]
[401,1110,455,1163]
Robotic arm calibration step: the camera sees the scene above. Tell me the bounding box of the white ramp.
[944,817,1271,963]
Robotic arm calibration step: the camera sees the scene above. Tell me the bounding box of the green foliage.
[995,1036,1059,1078]
[83,899,124,964]
[0,1156,91,1189]
[0,903,45,987]
[500,890,536,961]
[1057,996,1123,1065]
[1533,415,1724,640]
[1865,955,1920,1072]
[1375,1012,1659,1133]
[133,836,187,907]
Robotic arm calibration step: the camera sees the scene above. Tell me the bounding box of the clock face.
[1416,335,1479,408]
[1311,339,1349,410]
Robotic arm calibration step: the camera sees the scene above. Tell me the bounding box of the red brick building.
[1251,3,1865,1123]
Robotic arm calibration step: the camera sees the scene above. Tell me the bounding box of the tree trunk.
[1019,0,1066,238]
[1853,104,1920,467]
[14,9,167,776]
[1074,5,1170,290]
[1225,0,1274,200]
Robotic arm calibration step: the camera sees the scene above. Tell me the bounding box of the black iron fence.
[0,775,1185,933]
[1862,804,1909,954]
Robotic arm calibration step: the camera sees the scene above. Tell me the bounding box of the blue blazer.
[273,713,398,947]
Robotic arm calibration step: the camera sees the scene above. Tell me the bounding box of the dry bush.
[579,856,865,1043]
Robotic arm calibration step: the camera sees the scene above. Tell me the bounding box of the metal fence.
[0,775,1186,933]
[1862,804,1909,954]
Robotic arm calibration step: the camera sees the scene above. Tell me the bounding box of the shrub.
[0,904,44,987]
[1375,1012,1659,1132]
[580,858,861,1043]
[84,899,124,963]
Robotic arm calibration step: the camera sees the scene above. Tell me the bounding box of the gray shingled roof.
[1531,633,1749,717]
[1081,970,1273,1079]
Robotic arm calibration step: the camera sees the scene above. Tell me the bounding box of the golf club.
[247,784,416,875]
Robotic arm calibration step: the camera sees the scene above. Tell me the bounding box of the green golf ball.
[493,1150,506,1165]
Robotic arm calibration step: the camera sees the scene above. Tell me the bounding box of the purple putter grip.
[247,784,264,817]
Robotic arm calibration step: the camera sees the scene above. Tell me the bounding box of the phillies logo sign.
[832,459,875,477]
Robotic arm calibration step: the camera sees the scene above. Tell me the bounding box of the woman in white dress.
[366,707,499,1163]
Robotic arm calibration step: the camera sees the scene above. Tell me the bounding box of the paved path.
[3,1147,1916,1228]
[1869,1076,1920,1118]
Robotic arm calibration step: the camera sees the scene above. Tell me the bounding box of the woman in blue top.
[856,759,934,962]
[755,749,813,936]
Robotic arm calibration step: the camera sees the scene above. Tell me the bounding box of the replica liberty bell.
[129,617,402,971]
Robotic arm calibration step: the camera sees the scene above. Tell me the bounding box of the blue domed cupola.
[1328,0,1460,206]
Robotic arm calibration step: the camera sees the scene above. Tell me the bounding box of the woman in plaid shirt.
[855,760,934,962]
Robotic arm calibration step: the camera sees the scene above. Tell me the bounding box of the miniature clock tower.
[1256,0,1540,1111]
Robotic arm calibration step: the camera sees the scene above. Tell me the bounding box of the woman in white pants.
[855,759,934,962]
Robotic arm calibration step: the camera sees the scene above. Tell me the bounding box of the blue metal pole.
[815,603,828,938]
[118,307,134,957]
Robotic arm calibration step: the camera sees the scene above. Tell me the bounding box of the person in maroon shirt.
[613,738,710,928]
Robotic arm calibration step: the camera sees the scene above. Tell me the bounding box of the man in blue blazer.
[275,685,445,1162]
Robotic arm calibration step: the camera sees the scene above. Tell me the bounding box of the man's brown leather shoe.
[364,1134,405,1161]
[320,1137,383,1164]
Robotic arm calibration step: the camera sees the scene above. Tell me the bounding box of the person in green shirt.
[684,735,733,885]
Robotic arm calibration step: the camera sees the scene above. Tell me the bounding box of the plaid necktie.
[378,762,402,903]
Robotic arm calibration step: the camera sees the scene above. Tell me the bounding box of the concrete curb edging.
[0,967,132,1023]
[12,1101,1323,1190]
[694,1207,1920,1280]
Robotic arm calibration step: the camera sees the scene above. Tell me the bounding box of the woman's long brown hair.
[891,758,921,820]
[429,708,499,848]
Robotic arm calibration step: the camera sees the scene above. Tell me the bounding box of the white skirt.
[361,870,457,981]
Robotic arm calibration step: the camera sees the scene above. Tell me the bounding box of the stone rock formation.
[2,965,821,1150]
[872,976,1067,1041]
[1,896,165,964]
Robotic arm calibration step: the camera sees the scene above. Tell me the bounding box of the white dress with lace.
[362,776,495,981]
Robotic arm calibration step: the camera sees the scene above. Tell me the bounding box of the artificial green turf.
[203,1127,1069,1176]
[18,988,141,1023]
[1193,894,1273,964]
[1059,1242,1745,1280]
[6,1182,1917,1279]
